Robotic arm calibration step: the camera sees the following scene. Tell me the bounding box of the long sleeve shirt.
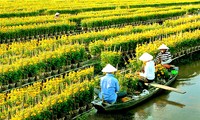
[140,60,155,80]
[99,73,120,103]
[155,50,172,64]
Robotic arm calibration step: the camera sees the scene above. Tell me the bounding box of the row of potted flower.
[0,14,71,27]
[89,19,200,56]
[0,44,86,87]
[0,20,76,41]
[164,14,200,26]
[0,67,94,119]
[135,29,200,58]
[69,5,180,22]
[81,9,187,28]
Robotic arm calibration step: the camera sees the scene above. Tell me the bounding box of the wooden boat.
[92,69,181,112]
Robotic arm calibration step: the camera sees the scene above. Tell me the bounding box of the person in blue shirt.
[98,64,124,104]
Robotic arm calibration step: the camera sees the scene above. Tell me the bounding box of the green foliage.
[101,51,122,68]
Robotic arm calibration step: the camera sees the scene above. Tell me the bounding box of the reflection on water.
[87,60,200,120]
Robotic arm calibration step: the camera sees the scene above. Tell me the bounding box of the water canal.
[84,59,200,120]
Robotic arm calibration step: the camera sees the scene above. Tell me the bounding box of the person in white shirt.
[137,52,155,91]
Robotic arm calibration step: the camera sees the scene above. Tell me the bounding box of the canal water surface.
[86,60,200,120]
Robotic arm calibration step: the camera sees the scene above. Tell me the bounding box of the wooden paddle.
[145,83,186,94]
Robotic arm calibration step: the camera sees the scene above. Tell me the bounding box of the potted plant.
[4,69,21,88]
[48,56,62,75]
[23,64,39,82]
[101,51,122,68]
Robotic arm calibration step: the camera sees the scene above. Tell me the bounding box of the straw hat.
[102,64,117,72]
[139,52,153,61]
[55,12,60,16]
[158,44,169,50]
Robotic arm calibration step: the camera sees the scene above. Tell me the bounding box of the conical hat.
[102,64,117,72]
[158,44,169,50]
[55,12,60,16]
[139,52,153,61]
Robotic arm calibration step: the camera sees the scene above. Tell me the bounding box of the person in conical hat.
[97,64,126,104]
[55,12,60,20]
[155,44,172,69]
[137,52,155,91]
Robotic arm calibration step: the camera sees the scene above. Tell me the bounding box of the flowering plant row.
[69,6,180,22]
[81,9,186,28]
[164,14,200,26]
[0,67,94,119]
[101,51,122,68]
[0,37,69,65]
[89,20,200,55]
[135,29,200,58]
[0,20,76,41]
[0,44,86,85]
[0,14,71,27]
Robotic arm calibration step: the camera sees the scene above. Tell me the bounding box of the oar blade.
[149,83,186,94]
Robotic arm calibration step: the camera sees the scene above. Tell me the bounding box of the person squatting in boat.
[136,52,155,92]
[94,64,126,104]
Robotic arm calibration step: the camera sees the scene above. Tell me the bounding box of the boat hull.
[92,74,178,112]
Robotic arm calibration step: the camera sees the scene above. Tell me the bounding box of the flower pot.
[79,105,87,113]
[86,103,93,110]
[7,39,10,43]
[35,76,40,81]
[59,68,65,74]
[36,35,40,39]
[17,38,21,42]
[26,36,29,40]
[22,78,29,85]
[31,36,35,39]
[0,86,2,92]
[72,63,78,69]
[29,76,35,82]
[21,37,25,41]
[52,69,58,75]
[16,81,22,87]
[72,108,80,117]
[67,65,71,70]
[11,39,16,42]
[65,114,71,120]
[45,71,52,77]
[9,83,16,89]
[1,84,9,91]
[40,72,45,79]
[1,39,5,43]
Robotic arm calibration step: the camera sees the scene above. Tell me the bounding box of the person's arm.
[155,52,161,64]
[161,51,172,64]
[139,65,147,78]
